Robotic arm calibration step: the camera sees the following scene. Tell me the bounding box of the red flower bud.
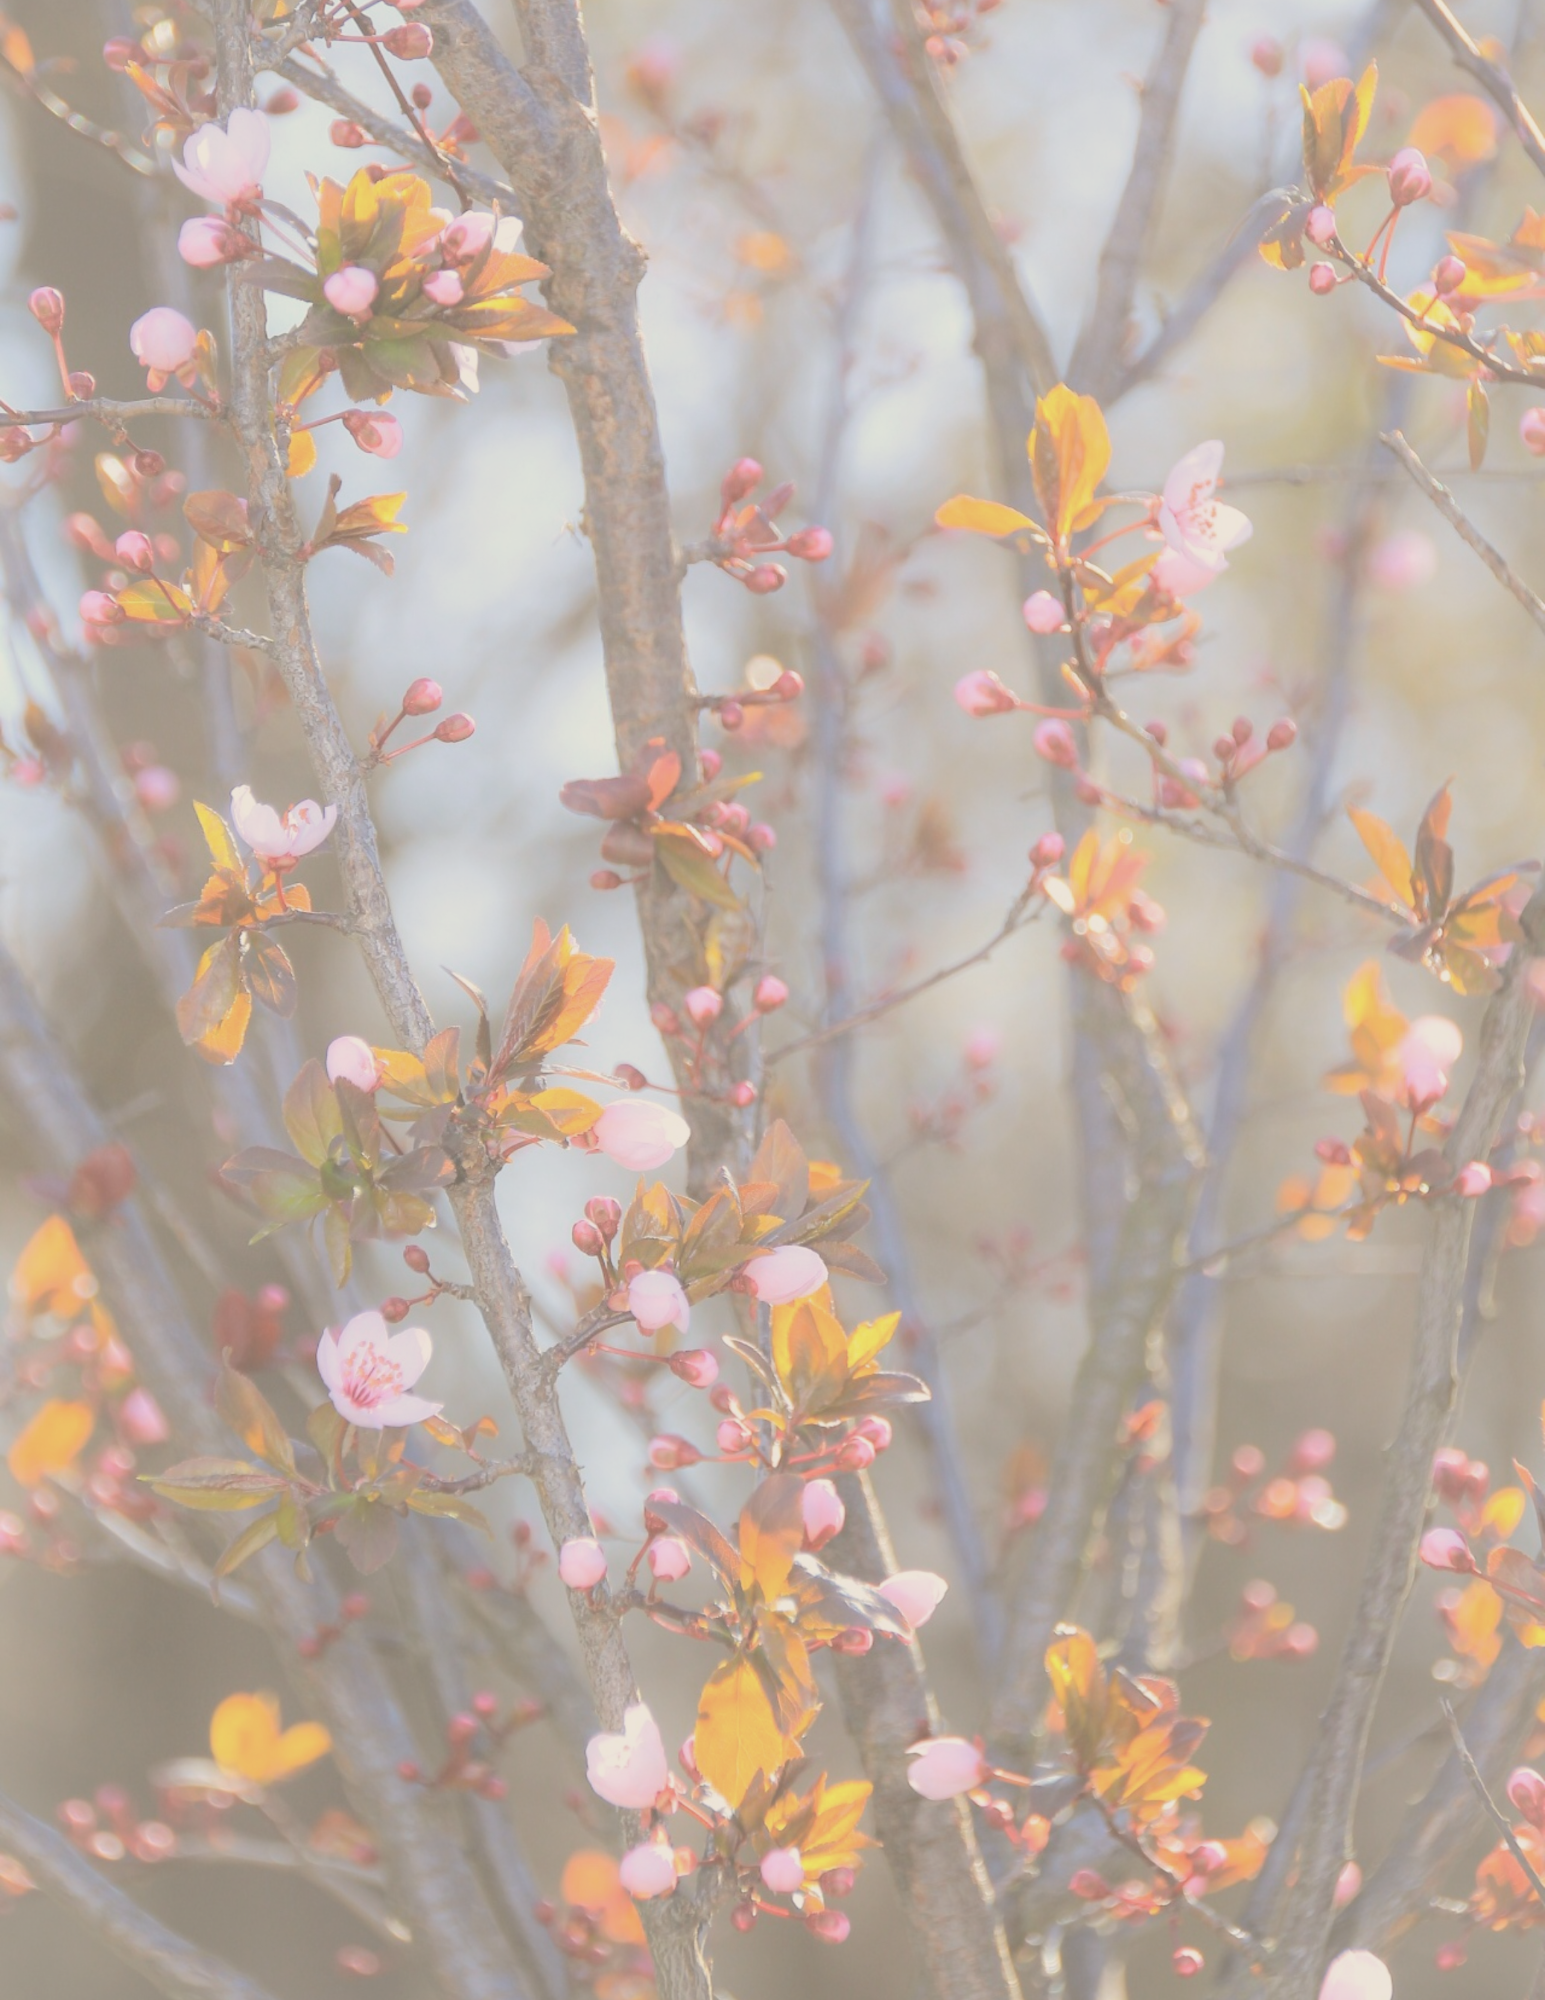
[730,1080,757,1107]
[434,712,476,742]
[132,449,165,479]
[784,526,833,561]
[68,371,96,400]
[1232,716,1253,745]
[744,564,786,595]
[700,747,722,778]
[403,1244,431,1273]
[821,1867,856,1898]
[669,1349,719,1389]
[753,974,788,1012]
[585,1196,622,1239]
[380,1296,410,1322]
[721,457,762,505]
[590,869,624,890]
[835,1433,876,1471]
[331,120,369,148]
[1173,1947,1204,1978]
[382,22,434,57]
[1266,717,1298,751]
[28,287,64,335]
[772,669,804,701]
[404,677,443,715]
[1309,262,1337,295]
[804,1909,850,1944]
[731,1901,757,1932]
[264,87,300,115]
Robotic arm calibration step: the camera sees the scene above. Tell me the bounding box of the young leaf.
[738,1473,807,1601]
[695,1655,794,1810]
[1029,384,1110,547]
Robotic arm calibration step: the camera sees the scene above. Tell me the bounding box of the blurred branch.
[1441,1697,1545,1903]
[1253,899,1545,2000]
[0,1793,281,2000]
[1383,429,1545,637]
[1413,0,1545,179]
[1068,0,1208,400]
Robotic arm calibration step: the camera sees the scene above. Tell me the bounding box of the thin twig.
[1382,429,1545,637]
[0,396,219,429]
[1413,0,1545,179]
[1442,1697,1545,1906]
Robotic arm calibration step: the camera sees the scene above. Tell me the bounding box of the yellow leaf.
[194,987,253,1066]
[559,1849,645,1944]
[1481,1487,1528,1541]
[1045,1625,1107,1765]
[694,1656,794,1810]
[1029,384,1110,546]
[209,1692,331,1786]
[115,578,192,626]
[286,429,317,478]
[193,800,244,876]
[7,1398,94,1487]
[934,495,1038,538]
[846,1311,900,1374]
[10,1216,96,1318]
[737,1473,806,1600]
[1347,807,1415,907]
[770,1299,848,1409]
[790,1777,875,1875]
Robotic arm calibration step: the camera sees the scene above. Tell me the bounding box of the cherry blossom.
[324,266,379,318]
[326,1036,382,1092]
[904,1736,987,1800]
[593,1098,690,1170]
[619,1841,677,1899]
[647,1535,691,1582]
[586,1702,669,1808]
[558,1536,608,1589]
[954,668,1020,716]
[760,1846,804,1893]
[628,1268,690,1335]
[316,1312,442,1429]
[1318,1951,1392,2000]
[877,1570,949,1630]
[1418,1527,1472,1572]
[177,217,244,268]
[230,786,339,868]
[129,308,197,382]
[1152,544,1219,598]
[1157,442,1252,578]
[1396,1016,1462,1108]
[1022,590,1065,634]
[173,109,270,208]
[744,1244,827,1305]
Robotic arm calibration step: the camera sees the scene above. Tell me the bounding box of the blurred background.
[2,0,1545,1993]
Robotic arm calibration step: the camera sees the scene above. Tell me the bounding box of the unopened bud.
[1030,831,1065,868]
[716,1417,752,1455]
[331,120,369,148]
[380,1296,410,1322]
[403,1244,431,1273]
[719,699,744,730]
[721,457,762,505]
[1433,254,1466,296]
[591,869,624,890]
[683,985,722,1027]
[28,288,64,335]
[1305,205,1336,247]
[434,712,475,742]
[1266,717,1298,751]
[403,677,442,714]
[835,1433,876,1471]
[1309,262,1337,295]
[1388,146,1432,207]
[412,82,434,109]
[1250,35,1283,76]
[585,1196,622,1240]
[572,1219,605,1257]
[784,526,832,561]
[383,21,434,57]
[1069,1870,1110,1902]
[132,449,165,479]
[744,564,786,595]
[772,669,804,700]
[753,974,788,1012]
[102,36,140,70]
[1033,719,1079,769]
[613,1064,647,1091]
[669,1349,719,1389]
[68,370,96,399]
[747,822,776,851]
[804,1909,850,1944]
[700,747,722,778]
[730,1080,757,1107]
[648,1434,702,1471]
[115,531,154,573]
[264,87,300,115]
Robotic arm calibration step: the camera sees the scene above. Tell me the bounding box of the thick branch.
[1413,0,1545,180]
[0,1795,280,2000]
[1257,901,1544,1999]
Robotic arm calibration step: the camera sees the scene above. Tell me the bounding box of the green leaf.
[216,1363,297,1475]
[405,1490,492,1533]
[145,1457,289,1510]
[654,829,743,910]
[333,1496,400,1573]
[214,1509,281,1584]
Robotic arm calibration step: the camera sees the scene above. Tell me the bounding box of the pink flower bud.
[80,590,125,628]
[751,973,788,1013]
[1388,147,1432,206]
[785,526,833,560]
[1022,589,1064,634]
[745,564,785,594]
[1030,831,1065,868]
[1033,719,1079,768]
[804,1909,850,1944]
[1433,254,1466,295]
[115,531,154,573]
[716,1417,752,1455]
[747,821,776,851]
[618,1841,677,1900]
[585,1195,622,1240]
[382,21,434,58]
[835,1433,876,1471]
[423,268,465,307]
[683,985,722,1027]
[647,1534,691,1582]
[905,1737,986,1799]
[1173,1947,1205,1978]
[954,668,1020,717]
[1267,717,1298,752]
[557,1536,607,1590]
[760,1845,804,1894]
[1454,1160,1493,1197]
[28,287,64,335]
[434,712,476,742]
[1309,262,1338,295]
[772,669,804,701]
[878,1570,948,1630]
[665,1349,717,1391]
[1250,35,1283,76]
[1419,1527,1473,1573]
[1508,1766,1545,1827]
[178,217,243,268]
[342,409,403,458]
[1305,205,1336,246]
[129,307,198,375]
[68,370,96,400]
[572,1218,605,1256]
[324,266,379,317]
[801,1478,845,1550]
[855,1415,893,1452]
[1318,1951,1392,2000]
[722,457,763,504]
[965,1026,1001,1069]
[326,1036,382,1092]
[1522,408,1545,456]
[719,699,744,729]
[117,1386,169,1445]
[400,678,442,717]
[1333,1860,1362,1908]
[648,1434,702,1470]
[134,765,180,814]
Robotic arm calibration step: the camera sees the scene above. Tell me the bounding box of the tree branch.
[1413,0,1545,180]
[0,1794,281,2000]
[1382,429,1545,638]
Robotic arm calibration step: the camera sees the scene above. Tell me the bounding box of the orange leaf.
[7,1398,94,1487]
[10,1216,96,1318]
[209,1692,331,1786]
[934,495,1038,538]
[1029,384,1110,546]
[287,430,317,478]
[694,1656,794,1810]
[737,1473,806,1600]
[1045,1625,1106,1766]
[1347,807,1415,907]
[1409,94,1498,170]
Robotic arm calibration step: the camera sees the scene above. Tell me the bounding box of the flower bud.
[731,1901,757,1932]
[332,119,369,147]
[380,1296,410,1322]
[403,1245,431,1274]
[115,531,155,573]
[397,678,442,719]
[1033,719,1079,768]
[821,1866,856,1898]
[683,985,722,1027]
[264,87,300,115]
[591,869,624,890]
[716,1417,752,1455]
[383,21,434,57]
[585,1196,622,1240]
[784,526,832,561]
[1266,717,1298,751]
[855,1415,892,1452]
[648,1434,702,1470]
[772,669,804,701]
[719,699,744,729]
[1522,408,1545,456]
[744,564,785,594]
[830,1626,873,1655]
[133,450,165,479]
[1433,254,1466,296]
[572,1219,605,1257]
[1173,1948,1204,1978]
[700,747,722,778]
[1419,1527,1473,1572]
[730,1080,757,1107]
[747,821,776,851]
[647,1534,692,1582]
[834,1433,876,1471]
[178,217,244,269]
[80,590,125,627]
[1030,830,1065,868]
[324,266,380,317]
[28,287,64,335]
[955,668,1020,717]
[423,268,465,307]
[435,712,476,742]
[68,370,96,399]
[1022,589,1064,633]
[1069,1870,1110,1901]
[1250,35,1283,75]
[1454,1160,1492,1197]
[668,1349,719,1389]
[804,1908,850,1944]
[1509,1766,1545,1827]
[721,457,762,505]
[1309,262,1337,295]
[753,974,788,1012]
[760,1846,804,1894]
[1305,205,1336,247]
[558,1537,607,1589]
[342,408,403,458]
[801,1478,845,1550]
[1388,146,1432,206]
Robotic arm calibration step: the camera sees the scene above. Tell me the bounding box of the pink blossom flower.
[1387,147,1432,207]
[628,1269,691,1335]
[1366,530,1436,593]
[954,668,1020,717]
[1033,718,1079,768]
[1158,442,1252,578]
[1318,1951,1392,2000]
[593,1099,690,1170]
[326,1036,382,1092]
[801,1477,845,1550]
[324,266,379,317]
[618,1841,677,1899]
[343,410,403,458]
[1418,1527,1473,1572]
[174,109,270,207]
[586,1702,669,1808]
[1396,1015,1462,1108]
[1151,544,1218,598]
[760,1846,804,1894]
[745,1245,827,1305]
[423,269,465,307]
[129,307,197,378]
[1022,590,1064,634]
[878,1570,949,1630]
[1305,205,1337,246]
[440,211,523,263]
[558,1536,608,1589]
[647,1535,691,1582]
[316,1311,442,1429]
[177,216,243,268]
[905,1736,987,1800]
[1508,1767,1545,1825]
[230,785,338,867]
[118,1386,170,1445]
[753,974,788,1012]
